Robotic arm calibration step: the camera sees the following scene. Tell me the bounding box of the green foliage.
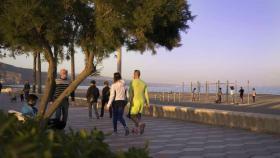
[0,0,194,56]
[0,111,150,158]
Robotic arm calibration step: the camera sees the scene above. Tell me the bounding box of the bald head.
[60,69,68,80]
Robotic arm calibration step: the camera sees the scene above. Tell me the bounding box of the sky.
[1,0,280,87]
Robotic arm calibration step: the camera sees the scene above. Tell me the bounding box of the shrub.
[0,111,150,158]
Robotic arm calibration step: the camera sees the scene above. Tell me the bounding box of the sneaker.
[140,123,146,135]
[125,127,129,136]
[112,131,118,136]
[131,127,139,135]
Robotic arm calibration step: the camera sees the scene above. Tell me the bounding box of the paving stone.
[1,94,280,158]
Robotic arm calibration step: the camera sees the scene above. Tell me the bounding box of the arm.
[107,85,115,107]
[97,88,100,99]
[144,85,150,106]
[50,82,57,102]
[129,82,133,103]
[86,87,91,102]
[70,91,75,101]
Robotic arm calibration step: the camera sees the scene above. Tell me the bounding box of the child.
[21,94,38,118]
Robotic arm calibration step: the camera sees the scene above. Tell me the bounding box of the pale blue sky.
[1,0,280,86]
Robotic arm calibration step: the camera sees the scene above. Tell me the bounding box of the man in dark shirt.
[86,80,100,119]
[100,81,110,118]
[53,69,74,125]
[0,82,2,93]
[239,87,244,104]
[23,80,31,99]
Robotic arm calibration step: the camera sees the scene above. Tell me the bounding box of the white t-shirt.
[230,90,235,95]
[107,80,127,106]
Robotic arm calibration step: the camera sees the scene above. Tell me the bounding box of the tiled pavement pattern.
[67,107,280,158]
[1,93,280,158]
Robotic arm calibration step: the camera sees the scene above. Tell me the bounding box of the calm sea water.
[7,85,280,95]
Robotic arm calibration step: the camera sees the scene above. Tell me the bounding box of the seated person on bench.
[21,94,38,118]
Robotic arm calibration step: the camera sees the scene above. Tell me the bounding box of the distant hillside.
[0,62,46,84]
[0,62,110,85]
[0,62,179,87]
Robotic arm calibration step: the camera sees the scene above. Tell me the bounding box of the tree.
[37,52,42,93]
[32,53,37,93]
[0,0,195,121]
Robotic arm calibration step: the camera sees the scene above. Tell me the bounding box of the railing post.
[247,80,250,104]
[226,80,229,104]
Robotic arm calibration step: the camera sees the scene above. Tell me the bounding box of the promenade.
[1,93,280,158]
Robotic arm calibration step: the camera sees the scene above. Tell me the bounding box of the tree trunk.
[70,46,75,101]
[37,52,42,93]
[43,52,94,119]
[38,55,55,116]
[117,47,122,75]
[32,53,37,93]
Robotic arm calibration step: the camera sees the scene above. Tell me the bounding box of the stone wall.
[73,97,280,134]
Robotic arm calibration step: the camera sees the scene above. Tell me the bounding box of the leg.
[112,103,118,132]
[55,106,62,121]
[109,105,112,118]
[93,102,99,119]
[88,102,92,119]
[61,99,69,123]
[131,114,140,127]
[100,100,105,117]
[117,103,127,128]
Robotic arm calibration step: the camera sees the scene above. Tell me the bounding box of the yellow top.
[129,79,149,115]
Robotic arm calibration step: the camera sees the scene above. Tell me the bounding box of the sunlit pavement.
[1,93,280,158]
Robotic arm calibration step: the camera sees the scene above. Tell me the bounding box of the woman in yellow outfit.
[129,70,149,135]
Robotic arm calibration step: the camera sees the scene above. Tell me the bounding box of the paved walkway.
[150,99,280,115]
[1,93,280,158]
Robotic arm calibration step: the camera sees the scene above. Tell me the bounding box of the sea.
[7,84,280,95]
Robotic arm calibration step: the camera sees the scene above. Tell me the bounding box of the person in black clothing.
[100,81,111,118]
[239,87,244,104]
[86,80,100,119]
[23,81,31,99]
[0,82,2,94]
[20,90,24,102]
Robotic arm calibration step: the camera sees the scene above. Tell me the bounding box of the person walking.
[52,69,74,127]
[252,88,256,103]
[230,86,235,104]
[217,87,222,104]
[107,72,129,136]
[23,80,31,99]
[191,88,196,102]
[128,70,149,135]
[86,80,100,119]
[100,81,111,118]
[0,82,2,94]
[239,87,244,104]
